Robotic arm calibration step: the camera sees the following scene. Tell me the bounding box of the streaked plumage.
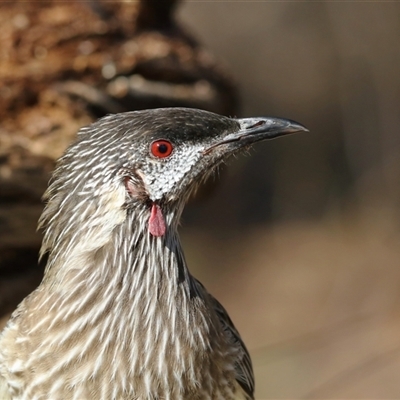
[0,108,307,399]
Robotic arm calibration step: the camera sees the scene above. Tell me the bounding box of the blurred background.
[1,1,400,398]
[179,2,400,398]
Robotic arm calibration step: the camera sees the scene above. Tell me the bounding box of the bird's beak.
[203,117,308,154]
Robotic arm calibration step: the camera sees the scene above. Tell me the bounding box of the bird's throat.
[16,211,237,399]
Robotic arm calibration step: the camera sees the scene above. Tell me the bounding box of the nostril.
[247,120,265,130]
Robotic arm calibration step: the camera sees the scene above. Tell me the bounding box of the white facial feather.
[140,142,205,201]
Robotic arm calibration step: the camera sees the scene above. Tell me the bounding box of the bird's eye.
[150,140,173,158]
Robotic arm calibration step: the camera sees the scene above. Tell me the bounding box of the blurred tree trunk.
[0,0,238,319]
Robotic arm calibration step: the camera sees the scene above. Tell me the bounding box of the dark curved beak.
[227,117,308,144]
[237,117,308,139]
[204,117,308,154]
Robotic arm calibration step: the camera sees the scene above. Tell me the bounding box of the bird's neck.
[43,205,190,292]
[28,211,235,398]
[43,207,202,317]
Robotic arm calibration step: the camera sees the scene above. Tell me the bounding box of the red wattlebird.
[0,108,307,400]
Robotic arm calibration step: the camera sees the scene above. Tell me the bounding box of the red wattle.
[148,204,166,237]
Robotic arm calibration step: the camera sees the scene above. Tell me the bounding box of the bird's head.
[40,108,307,263]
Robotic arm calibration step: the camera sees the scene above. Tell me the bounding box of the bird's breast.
[1,263,240,400]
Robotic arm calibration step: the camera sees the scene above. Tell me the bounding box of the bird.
[0,107,307,400]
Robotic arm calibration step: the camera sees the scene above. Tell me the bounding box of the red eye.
[150,140,173,158]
